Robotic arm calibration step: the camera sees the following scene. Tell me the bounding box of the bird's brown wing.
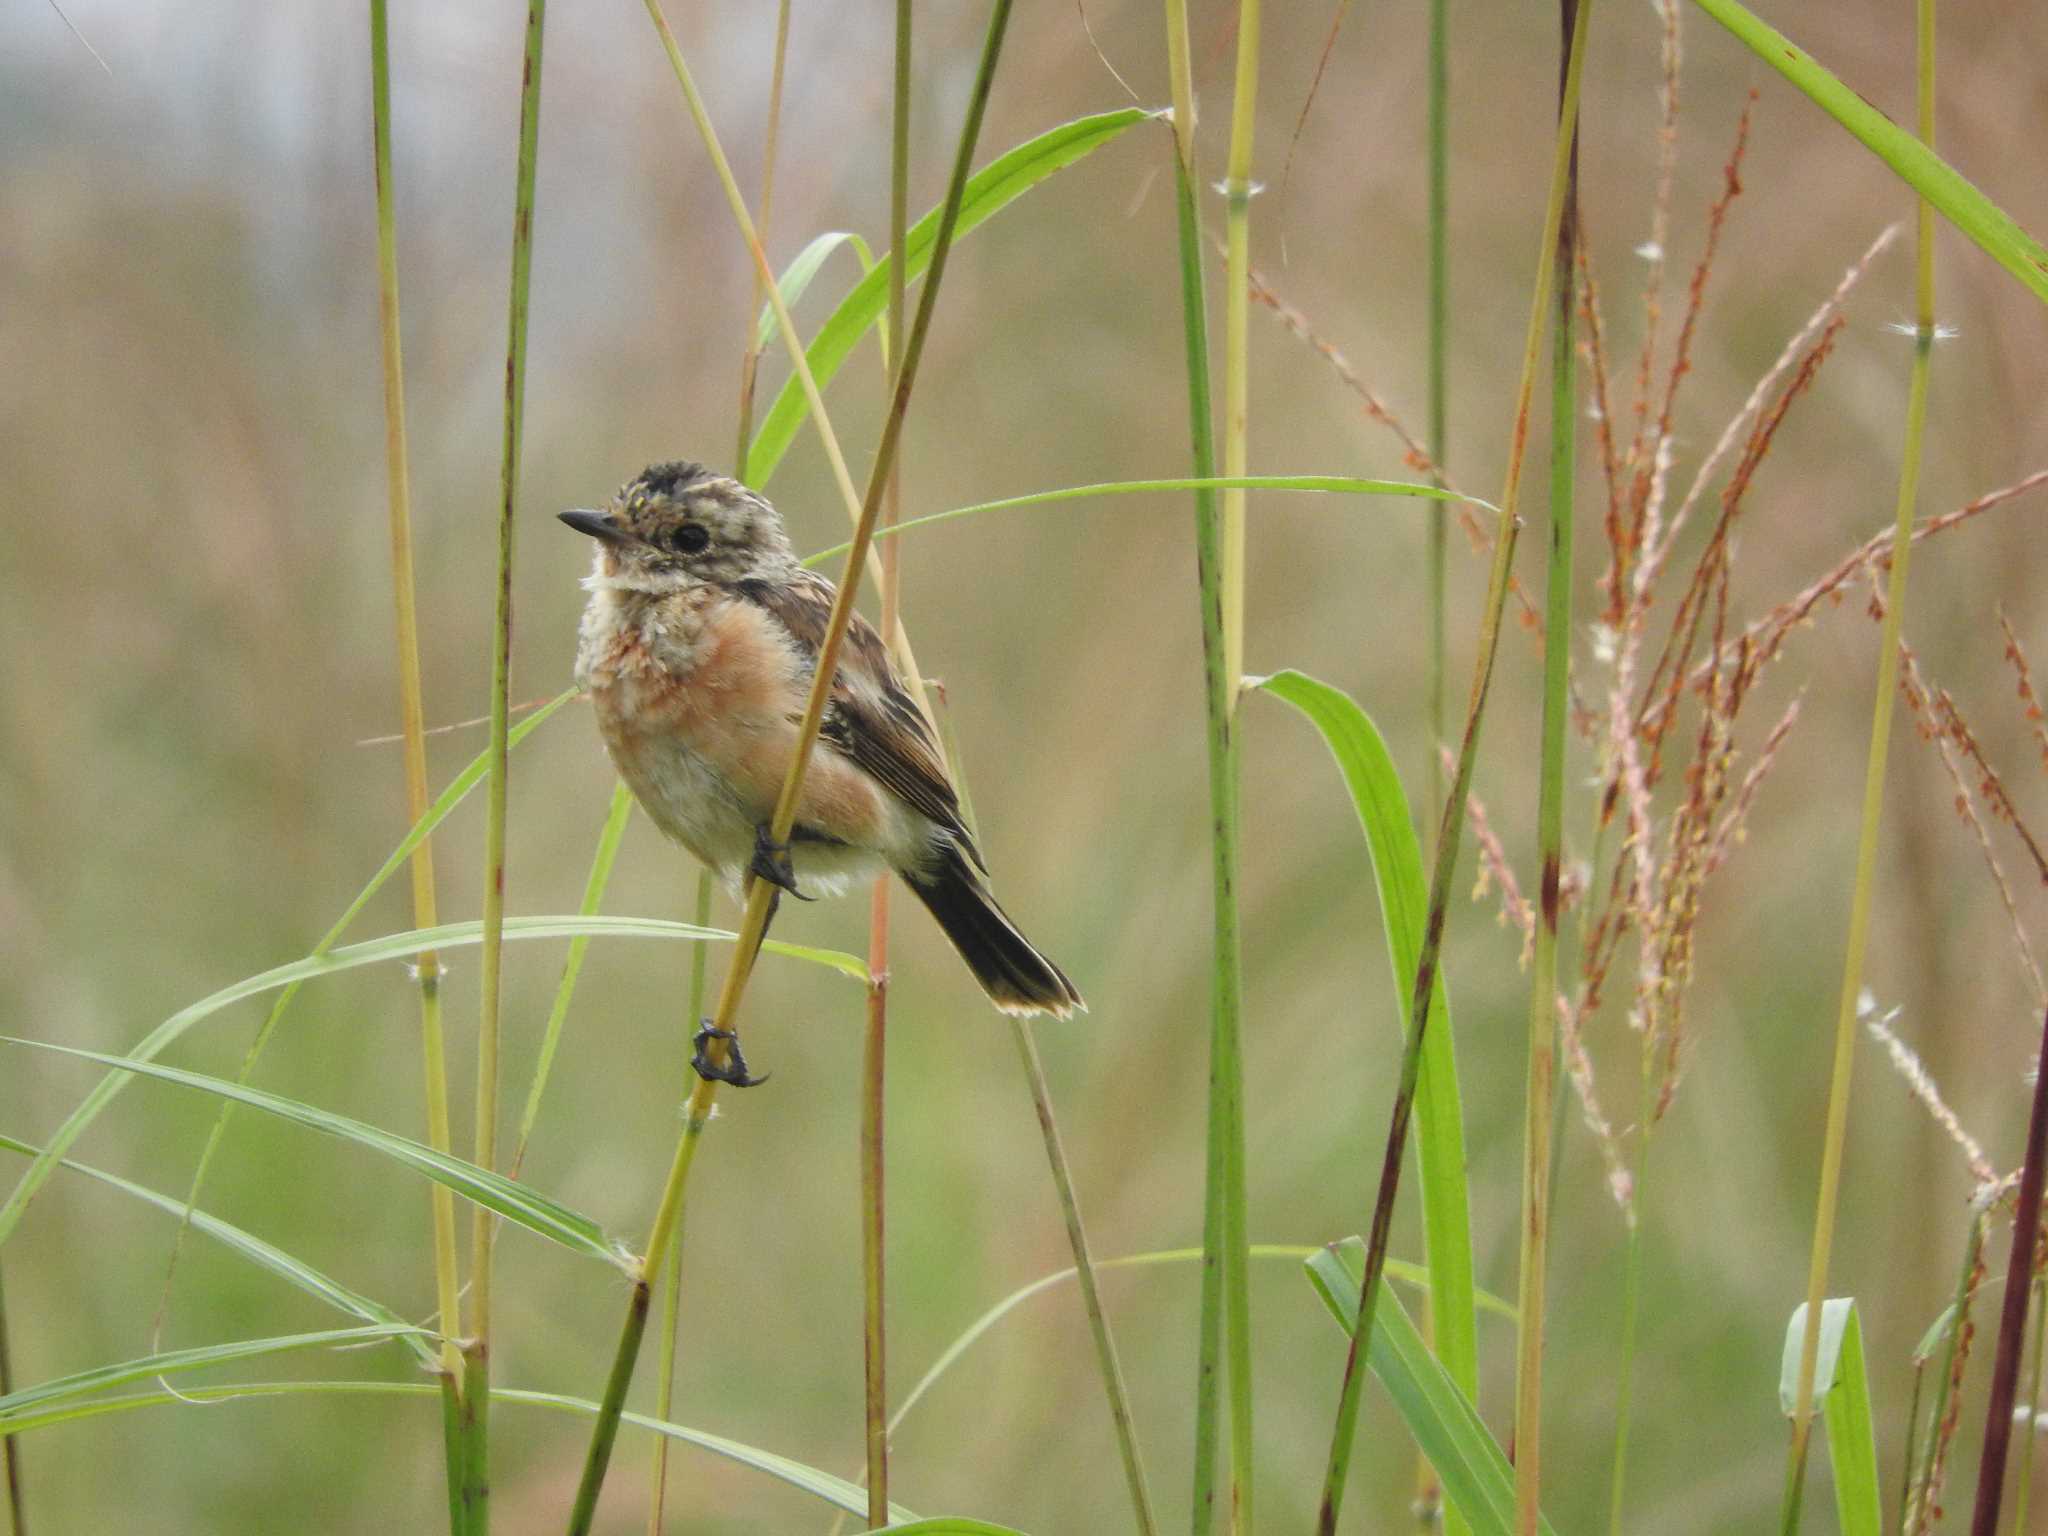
[732,571,986,872]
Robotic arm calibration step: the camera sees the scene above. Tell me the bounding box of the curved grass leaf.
[881,1523,1031,1535]
[0,1038,630,1271]
[0,1378,919,1521]
[0,913,861,1253]
[0,688,580,1251]
[0,1131,432,1367]
[744,107,1151,487]
[1781,1299,1880,1536]
[1308,1240,1555,1536]
[1252,672,1480,1435]
[892,1245,1514,1441]
[803,475,1483,567]
[1694,0,2048,306]
[0,1325,426,1422]
[754,231,877,350]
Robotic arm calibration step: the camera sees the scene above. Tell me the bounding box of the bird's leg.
[749,825,811,901]
[692,1023,769,1088]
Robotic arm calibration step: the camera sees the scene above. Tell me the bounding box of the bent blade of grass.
[743,107,1151,487]
[0,1039,628,1270]
[878,1523,1031,1535]
[1250,672,1478,1410]
[0,686,579,1252]
[1780,1300,1881,1536]
[890,1246,1512,1446]
[1308,1241,1555,1536]
[0,1130,433,1368]
[0,1378,920,1522]
[1691,0,2048,307]
[0,1325,427,1421]
[802,475,1479,566]
[753,231,876,350]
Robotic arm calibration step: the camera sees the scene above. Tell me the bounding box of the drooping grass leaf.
[1781,1299,1881,1536]
[880,1522,1032,1535]
[1,1038,630,1270]
[0,1131,432,1366]
[0,689,579,1251]
[0,1325,427,1421]
[0,1378,920,1522]
[1252,673,1480,1432]
[1694,0,2048,307]
[0,913,861,1253]
[1308,1240,1556,1536]
[803,475,1482,567]
[754,231,877,349]
[744,107,1150,487]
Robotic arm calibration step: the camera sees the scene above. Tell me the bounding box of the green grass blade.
[0,1379,921,1522]
[0,1325,426,1421]
[1780,1300,1882,1536]
[0,687,578,1253]
[1308,1241,1556,1536]
[742,107,1150,487]
[879,1523,1032,1535]
[802,475,1479,566]
[1249,674,1479,1439]
[0,1039,629,1270]
[1691,0,2048,306]
[0,1131,432,1367]
[753,231,876,349]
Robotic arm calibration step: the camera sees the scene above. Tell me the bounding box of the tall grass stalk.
[1423,0,1449,845]
[860,3,913,1521]
[647,9,793,1527]
[565,6,1010,1525]
[369,2,469,1520]
[0,1261,21,1535]
[1514,14,1580,1528]
[465,2,549,1524]
[1315,5,1594,1529]
[1156,2,1248,1530]
[2011,1273,2048,1531]
[1781,0,1935,1521]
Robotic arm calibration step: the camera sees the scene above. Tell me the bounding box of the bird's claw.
[749,826,810,900]
[692,1023,769,1088]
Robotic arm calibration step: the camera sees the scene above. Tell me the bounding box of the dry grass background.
[3,0,2048,1530]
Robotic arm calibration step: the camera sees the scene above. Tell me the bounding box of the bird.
[561,460,1083,1080]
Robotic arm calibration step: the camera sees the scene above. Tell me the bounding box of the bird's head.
[560,461,796,592]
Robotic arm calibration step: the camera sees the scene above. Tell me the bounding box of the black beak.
[559,508,634,546]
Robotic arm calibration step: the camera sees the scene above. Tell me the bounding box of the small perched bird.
[562,461,1084,1072]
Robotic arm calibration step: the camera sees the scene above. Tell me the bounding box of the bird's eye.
[670,522,711,556]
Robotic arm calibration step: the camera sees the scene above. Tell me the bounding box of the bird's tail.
[903,848,1085,1019]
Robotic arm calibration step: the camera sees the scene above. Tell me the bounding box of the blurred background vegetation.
[4,1,2047,1530]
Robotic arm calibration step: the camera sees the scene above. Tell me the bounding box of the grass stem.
[1314,5,1594,1529]
[1781,0,1935,1517]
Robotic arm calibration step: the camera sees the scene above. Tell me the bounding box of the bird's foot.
[749,826,811,901]
[692,1024,769,1088]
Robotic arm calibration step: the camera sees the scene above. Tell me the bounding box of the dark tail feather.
[904,850,1085,1019]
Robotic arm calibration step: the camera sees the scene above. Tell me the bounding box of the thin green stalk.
[566,7,1011,1525]
[646,871,712,1536]
[514,783,636,1179]
[469,3,548,1527]
[1908,1215,1987,1536]
[1010,1020,1159,1536]
[370,1,468,1519]
[0,1261,22,1536]
[1315,5,1595,1531]
[1158,4,1237,1530]
[2013,1273,2048,1531]
[1424,0,1449,849]
[860,10,911,1523]
[1515,28,1579,1527]
[1782,0,1935,1518]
